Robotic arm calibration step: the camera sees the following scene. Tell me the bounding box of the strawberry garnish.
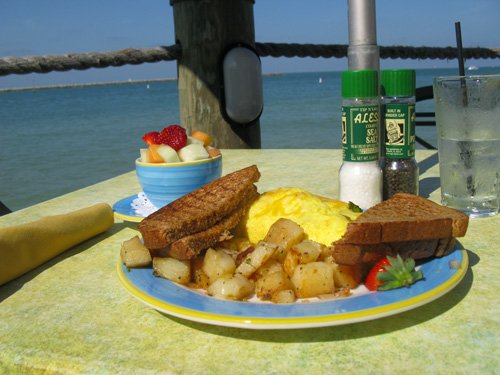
[157,125,187,151]
[142,131,160,145]
[364,255,423,291]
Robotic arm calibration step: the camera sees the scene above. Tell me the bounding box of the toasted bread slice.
[165,186,259,260]
[338,193,468,245]
[139,165,260,251]
[330,193,468,265]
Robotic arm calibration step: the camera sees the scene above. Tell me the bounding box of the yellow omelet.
[237,187,362,246]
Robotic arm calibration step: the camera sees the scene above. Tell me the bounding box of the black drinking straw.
[455,22,466,76]
[455,22,475,196]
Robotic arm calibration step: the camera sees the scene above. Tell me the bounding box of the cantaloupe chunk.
[207,147,221,158]
[191,130,213,147]
[146,144,165,163]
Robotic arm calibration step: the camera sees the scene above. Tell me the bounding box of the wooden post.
[171,0,261,149]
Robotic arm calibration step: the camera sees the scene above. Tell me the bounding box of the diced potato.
[236,238,255,253]
[283,240,323,277]
[320,252,336,264]
[217,248,240,262]
[202,249,236,285]
[191,254,210,289]
[331,263,363,289]
[235,246,255,266]
[317,288,351,300]
[153,257,191,284]
[291,262,335,298]
[273,289,296,304]
[264,218,304,262]
[235,241,280,278]
[207,273,255,301]
[121,236,152,268]
[252,258,283,279]
[255,270,292,300]
[216,237,254,253]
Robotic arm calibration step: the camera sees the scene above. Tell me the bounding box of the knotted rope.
[0,43,498,76]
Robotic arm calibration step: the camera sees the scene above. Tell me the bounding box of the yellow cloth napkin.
[0,203,114,286]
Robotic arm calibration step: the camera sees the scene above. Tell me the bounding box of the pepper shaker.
[380,69,419,200]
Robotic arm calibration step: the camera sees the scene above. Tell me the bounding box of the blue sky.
[1,0,499,88]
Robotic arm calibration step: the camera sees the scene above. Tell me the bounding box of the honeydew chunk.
[177,143,209,162]
[185,136,205,146]
[156,144,180,163]
[140,148,148,163]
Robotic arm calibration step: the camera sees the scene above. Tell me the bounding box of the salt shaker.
[380,69,419,200]
[339,70,382,209]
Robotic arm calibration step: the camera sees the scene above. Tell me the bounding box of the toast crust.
[139,165,260,250]
[330,237,456,265]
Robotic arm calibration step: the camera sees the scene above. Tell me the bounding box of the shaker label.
[384,104,415,158]
[342,105,379,162]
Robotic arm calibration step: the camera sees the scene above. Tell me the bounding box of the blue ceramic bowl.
[135,154,223,208]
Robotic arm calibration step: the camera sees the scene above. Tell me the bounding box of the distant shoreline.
[0,78,177,92]
[0,73,285,93]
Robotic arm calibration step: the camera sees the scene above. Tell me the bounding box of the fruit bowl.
[135,154,223,209]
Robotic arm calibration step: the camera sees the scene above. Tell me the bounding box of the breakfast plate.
[113,193,158,222]
[117,247,468,330]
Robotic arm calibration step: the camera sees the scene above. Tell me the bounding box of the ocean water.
[1,67,499,211]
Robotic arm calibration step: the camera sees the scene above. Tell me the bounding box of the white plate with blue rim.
[113,192,158,222]
[117,247,468,330]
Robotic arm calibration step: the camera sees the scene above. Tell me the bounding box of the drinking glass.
[433,75,500,218]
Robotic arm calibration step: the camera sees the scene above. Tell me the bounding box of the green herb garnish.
[349,201,363,213]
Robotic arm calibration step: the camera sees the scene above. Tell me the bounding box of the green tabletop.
[1,149,498,375]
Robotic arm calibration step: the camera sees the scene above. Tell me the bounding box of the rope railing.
[0,43,499,76]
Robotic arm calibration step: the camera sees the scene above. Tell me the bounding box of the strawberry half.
[157,125,187,151]
[142,131,160,145]
[364,255,423,291]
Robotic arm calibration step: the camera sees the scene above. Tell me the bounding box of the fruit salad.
[140,125,221,163]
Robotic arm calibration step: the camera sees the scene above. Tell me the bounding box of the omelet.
[237,187,361,246]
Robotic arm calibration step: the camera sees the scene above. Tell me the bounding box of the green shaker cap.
[381,69,416,96]
[341,70,378,98]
